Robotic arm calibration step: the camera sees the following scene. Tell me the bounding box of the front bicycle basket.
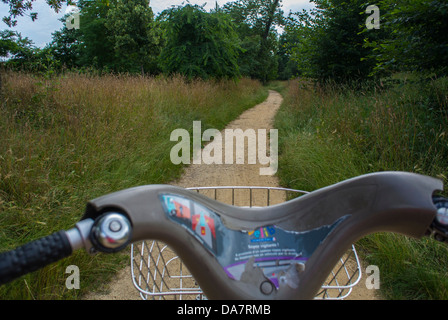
[131,186,362,300]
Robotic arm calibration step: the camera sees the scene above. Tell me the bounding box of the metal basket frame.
[131,186,362,300]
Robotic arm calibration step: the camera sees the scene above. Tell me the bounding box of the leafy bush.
[159,4,241,80]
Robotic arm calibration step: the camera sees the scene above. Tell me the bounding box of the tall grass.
[0,71,267,299]
[274,76,448,299]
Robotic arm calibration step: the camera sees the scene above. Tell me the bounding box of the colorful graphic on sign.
[248,226,276,243]
[161,194,218,253]
[160,193,346,290]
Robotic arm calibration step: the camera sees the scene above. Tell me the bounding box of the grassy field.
[0,71,268,299]
[274,75,448,299]
[2,70,448,300]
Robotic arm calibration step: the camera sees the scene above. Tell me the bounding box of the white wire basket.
[131,186,362,300]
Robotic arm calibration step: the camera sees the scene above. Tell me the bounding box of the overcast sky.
[0,0,315,48]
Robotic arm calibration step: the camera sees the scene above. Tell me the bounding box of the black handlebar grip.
[0,231,72,285]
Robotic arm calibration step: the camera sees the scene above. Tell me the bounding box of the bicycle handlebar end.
[90,212,133,253]
[0,231,72,285]
[428,196,448,242]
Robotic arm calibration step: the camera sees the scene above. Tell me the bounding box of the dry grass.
[0,71,267,299]
[274,75,448,299]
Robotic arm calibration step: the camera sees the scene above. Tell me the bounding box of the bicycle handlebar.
[0,171,445,299]
[0,231,72,285]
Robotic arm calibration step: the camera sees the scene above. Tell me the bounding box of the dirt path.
[85,90,379,300]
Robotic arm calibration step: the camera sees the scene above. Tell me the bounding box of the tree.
[76,0,116,70]
[0,29,36,68]
[286,0,381,84]
[0,30,23,59]
[159,4,241,80]
[4,0,161,74]
[60,0,161,74]
[365,0,448,77]
[105,0,161,74]
[45,17,82,70]
[276,31,300,80]
[222,0,284,83]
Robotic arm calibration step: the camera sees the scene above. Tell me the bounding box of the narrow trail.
[85,90,379,300]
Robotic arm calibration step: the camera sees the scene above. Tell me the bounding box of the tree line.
[1,0,447,84]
